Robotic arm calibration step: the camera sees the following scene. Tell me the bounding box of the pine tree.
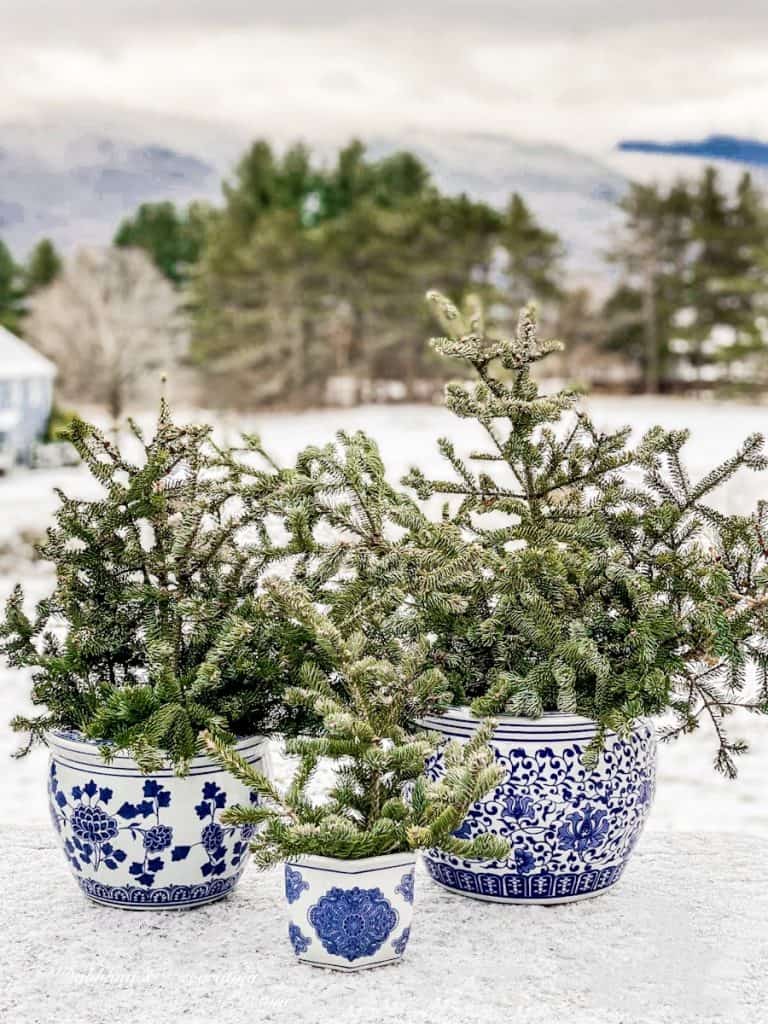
[501,193,563,308]
[203,578,509,864]
[26,238,62,292]
[0,402,320,770]
[0,238,25,332]
[114,201,208,285]
[603,180,692,392]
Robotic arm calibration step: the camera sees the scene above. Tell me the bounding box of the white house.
[0,326,57,467]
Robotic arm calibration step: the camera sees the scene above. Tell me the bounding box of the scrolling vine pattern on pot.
[48,763,254,888]
[425,727,656,887]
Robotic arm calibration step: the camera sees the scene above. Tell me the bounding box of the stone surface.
[1,827,765,1024]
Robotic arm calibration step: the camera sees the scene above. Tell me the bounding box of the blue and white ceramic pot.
[283,852,417,970]
[46,730,267,910]
[420,709,656,905]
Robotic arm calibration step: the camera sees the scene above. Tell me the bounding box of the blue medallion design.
[394,871,415,904]
[308,886,399,961]
[285,865,310,904]
[423,718,657,903]
[289,922,312,955]
[391,927,410,956]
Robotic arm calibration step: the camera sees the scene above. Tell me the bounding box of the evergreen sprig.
[203,578,509,864]
[403,291,768,773]
[0,403,321,771]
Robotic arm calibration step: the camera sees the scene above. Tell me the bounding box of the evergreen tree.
[684,170,767,384]
[0,402,320,770]
[114,201,209,285]
[0,238,25,333]
[191,138,508,405]
[501,193,563,308]
[26,238,62,292]
[204,578,509,864]
[603,180,692,392]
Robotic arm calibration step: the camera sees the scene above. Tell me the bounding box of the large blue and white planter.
[46,730,267,910]
[283,852,417,971]
[420,710,656,905]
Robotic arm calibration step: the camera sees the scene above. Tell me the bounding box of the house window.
[0,381,10,410]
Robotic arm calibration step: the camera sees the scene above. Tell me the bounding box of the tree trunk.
[643,256,660,394]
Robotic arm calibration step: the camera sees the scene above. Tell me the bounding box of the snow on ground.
[3,827,767,1024]
[1,397,767,834]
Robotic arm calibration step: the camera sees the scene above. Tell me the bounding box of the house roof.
[0,326,57,381]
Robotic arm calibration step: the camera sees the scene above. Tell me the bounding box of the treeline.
[116,140,562,405]
[5,139,768,406]
[605,169,768,393]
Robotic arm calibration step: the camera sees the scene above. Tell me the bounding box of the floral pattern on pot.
[421,711,657,905]
[289,922,312,955]
[394,871,415,904]
[285,866,309,905]
[392,927,410,956]
[309,886,399,962]
[47,731,267,909]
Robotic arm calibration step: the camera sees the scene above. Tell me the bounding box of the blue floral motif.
[503,794,536,822]
[514,848,536,874]
[201,822,225,854]
[557,805,610,853]
[308,887,398,962]
[392,927,410,956]
[394,872,414,904]
[70,804,119,844]
[285,865,309,905]
[144,824,174,852]
[289,922,312,955]
[48,763,256,901]
[423,720,657,903]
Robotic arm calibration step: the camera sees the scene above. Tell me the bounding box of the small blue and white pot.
[283,852,417,971]
[420,710,656,905]
[46,730,267,910]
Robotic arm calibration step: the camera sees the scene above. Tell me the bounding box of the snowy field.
[1,396,767,836]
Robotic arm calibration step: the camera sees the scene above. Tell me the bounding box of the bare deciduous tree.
[26,247,185,420]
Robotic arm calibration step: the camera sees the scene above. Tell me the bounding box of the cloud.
[1,3,767,154]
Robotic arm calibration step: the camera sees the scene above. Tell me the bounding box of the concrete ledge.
[2,828,766,1024]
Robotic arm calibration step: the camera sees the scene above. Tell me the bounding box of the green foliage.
[115,201,209,285]
[407,291,768,773]
[43,404,79,443]
[0,402,320,771]
[188,138,560,405]
[604,168,768,392]
[0,238,25,333]
[204,578,508,864]
[26,238,62,292]
[266,288,768,774]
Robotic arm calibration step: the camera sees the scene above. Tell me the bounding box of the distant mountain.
[618,134,768,168]
[0,129,219,257]
[0,125,627,284]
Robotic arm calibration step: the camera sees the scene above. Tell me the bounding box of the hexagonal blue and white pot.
[283,852,417,970]
[420,710,656,905]
[46,730,267,910]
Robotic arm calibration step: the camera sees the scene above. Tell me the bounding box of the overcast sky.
[2,2,767,156]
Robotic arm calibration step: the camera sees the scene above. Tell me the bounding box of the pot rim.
[416,708,654,742]
[45,728,267,772]
[284,850,417,874]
